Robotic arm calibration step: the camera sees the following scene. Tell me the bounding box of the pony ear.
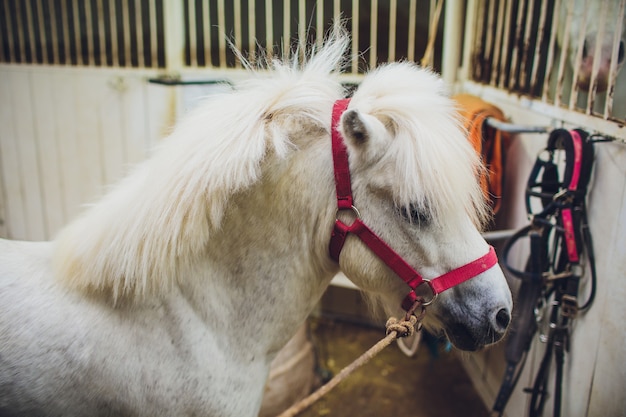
[341,109,369,144]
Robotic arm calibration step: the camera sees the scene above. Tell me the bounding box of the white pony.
[0,31,512,417]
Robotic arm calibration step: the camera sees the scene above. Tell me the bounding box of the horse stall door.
[456,1,626,416]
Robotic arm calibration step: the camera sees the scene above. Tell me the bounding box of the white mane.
[53,30,487,302]
[54,32,349,300]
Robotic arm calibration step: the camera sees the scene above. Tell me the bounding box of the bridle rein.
[328,98,498,312]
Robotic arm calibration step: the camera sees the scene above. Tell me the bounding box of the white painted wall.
[0,65,174,240]
[458,84,626,417]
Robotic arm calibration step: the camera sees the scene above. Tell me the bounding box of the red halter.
[329,98,498,311]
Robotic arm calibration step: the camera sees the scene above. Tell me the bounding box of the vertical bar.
[283,0,290,58]
[369,0,378,69]
[407,0,416,62]
[234,0,242,68]
[441,0,463,84]
[352,0,359,73]
[461,0,478,81]
[604,0,625,118]
[72,0,82,64]
[163,0,185,72]
[35,0,50,64]
[123,0,133,66]
[507,0,526,90]
[14,0,25,63]
[498,0,513,88]
[135,0,145,68]
[555,0,575,107]
[25,0,37,63]
[298,0,305,61]
[149,0,158,67]
[188,0,197,66]
[586,0,608,114]
[248,0,255,63]
[483,0,497,81]
[109,0,120,66]
[316,0,323,48]
[333,0,340,23]
[518,0,535,90]
[569,0,590,110]
[217,0,226,67]
[542,0,561,101]
[61,0,71,65]
[84,0,95,65]
[50,0,61,64]
[388,0,396,61]
[265,0,273,59]
[529,0,550,94]
[490,0,506,85]
[202,0,212,66]
[97,0,107,66]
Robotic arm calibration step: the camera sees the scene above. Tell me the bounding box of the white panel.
[10,71,46,240]
[31,71,67,237]
[0,70,27,239]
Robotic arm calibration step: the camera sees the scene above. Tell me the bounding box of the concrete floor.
[299,317,490,417]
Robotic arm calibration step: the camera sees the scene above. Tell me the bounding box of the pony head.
[333,62,512,351]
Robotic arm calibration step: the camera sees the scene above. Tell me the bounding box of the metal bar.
[49,0,60,64]
[484,0,496,80]
[530,0,550,94]
[25,0,37,63]
[283,0,290,58]
[352,0,359,73]
[316,0,323,48]
[541,0,561,101]
[72,0,82,64]
[407,0,416,62]
[97,0,107,66]
[109,0,119,67]
[568,0,590,110]
[61,0,71,65]
[604,0,626,118]
[489,0,505,86]
[188,0,197,66]
[586,0,609,114]
[441,0,463,85]
[217,0,226,67]
[485,117,550,134]
[248,0,255,64]
[35,0,49,64]
[149,0,158,67]
[84,0,94,65]
[461,0,479,82]
[555,0,575,107]
[498,0,513,88]
[507,0,526,90]
[369,0,378,69]
[136,0,145,68]
[265,0,273,59]
[234,0,242,68]
[122,0,132,66]
[388,0,396,62]
[518,0,535,91]
[298,0,305,62]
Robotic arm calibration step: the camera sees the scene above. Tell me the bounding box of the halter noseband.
[329,98,498,311]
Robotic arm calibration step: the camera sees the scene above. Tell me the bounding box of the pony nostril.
[495,308,511,330]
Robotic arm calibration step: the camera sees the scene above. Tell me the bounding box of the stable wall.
[458,85,626,417]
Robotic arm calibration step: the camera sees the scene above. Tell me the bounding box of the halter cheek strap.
[329,98,498,311]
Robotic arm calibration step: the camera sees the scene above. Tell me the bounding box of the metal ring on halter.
[416,279,438,306]
[335,205,361,226]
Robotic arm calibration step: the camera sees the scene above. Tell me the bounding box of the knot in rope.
[385,315,419,338]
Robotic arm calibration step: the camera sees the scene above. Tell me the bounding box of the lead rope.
[276,300,426,417]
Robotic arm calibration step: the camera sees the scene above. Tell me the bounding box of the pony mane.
[53,29,349,301]
[349,62,489,229]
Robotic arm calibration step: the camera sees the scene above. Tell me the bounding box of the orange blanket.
[453,94,509,214]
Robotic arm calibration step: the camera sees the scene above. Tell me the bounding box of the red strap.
[332,98,353,210]
[328,99,498,310]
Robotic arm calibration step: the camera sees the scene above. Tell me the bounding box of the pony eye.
[399,204,430,225]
